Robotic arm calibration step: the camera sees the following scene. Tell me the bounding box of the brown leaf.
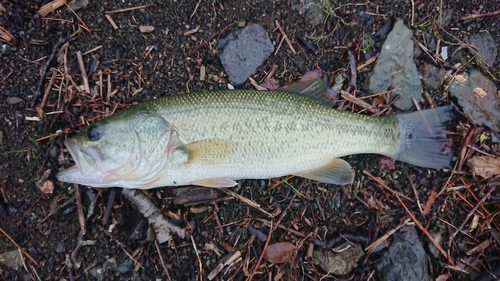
[468,156,500,179]
[436,274,452,281]
[422,189,437,216]
[264,242,296,264]
[377,156,395,169]
[299,69,322,82]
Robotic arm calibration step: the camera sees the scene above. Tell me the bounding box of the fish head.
[57,111,180,188]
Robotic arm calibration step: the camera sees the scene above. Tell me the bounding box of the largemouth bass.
[56,79,452,189]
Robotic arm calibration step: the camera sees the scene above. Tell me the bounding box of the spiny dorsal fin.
[295,158,354,185]
[278,78,335,106]
[177,139,234,165]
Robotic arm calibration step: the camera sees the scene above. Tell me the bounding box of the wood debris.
[139,26,154,33]
[0,26,16,45]
[37,0,67,17]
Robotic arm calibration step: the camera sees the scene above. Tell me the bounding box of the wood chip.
[37,0,67,17]
[0,26,16,45]
[0,3,5,13]
[105,14,118,30]
[139,26,154,33]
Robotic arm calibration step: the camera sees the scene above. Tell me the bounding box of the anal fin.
[191,177,238,188]
[295,158,354,185]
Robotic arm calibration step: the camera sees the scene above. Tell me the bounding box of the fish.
[56,79,452,189]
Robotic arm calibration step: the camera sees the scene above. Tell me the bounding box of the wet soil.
[0,0,499,280]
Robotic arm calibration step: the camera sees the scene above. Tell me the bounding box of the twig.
[74,183,86,235]
[340,91,376,113]
[363,170,414,202]
[38,195,76,224]
[396,195,453,265]
[188,23,236,56]
[364,218,408,253]
[190,0,202,18]
[191,235,203,281]
[97,225,145,269]
[452,186,496,240]
[0,226,40,267]
[346,48,357,93]
[461,10,500,20]
[40,71,56,109]
[121,189,187,243]
[102,189,115,226]
[155,240,172,280]
[249,220,273,279]
[0,68,14,84]
[65,3,90,33]
[32,30,70,107]
[408,176,423,215]
[76,51,90,94]
[274,20,296,54]
[220,188,274,217]
[106,4,156,14]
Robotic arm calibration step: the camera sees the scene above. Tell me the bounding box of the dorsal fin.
[278,78,336,106]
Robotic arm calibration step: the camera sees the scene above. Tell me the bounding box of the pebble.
[219,24,274,86]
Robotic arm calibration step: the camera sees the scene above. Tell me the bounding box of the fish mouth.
[56,138,107,186]
[64,138,81,170]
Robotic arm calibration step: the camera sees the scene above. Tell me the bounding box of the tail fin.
[393,106,453,169]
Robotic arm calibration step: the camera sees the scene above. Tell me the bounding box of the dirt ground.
[0,0,499,280]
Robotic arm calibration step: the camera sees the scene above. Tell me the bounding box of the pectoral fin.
[295,158,354,185]
[191,177,238,188]
[176,139,234,165]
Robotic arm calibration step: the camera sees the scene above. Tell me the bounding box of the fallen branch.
[121,189,187,243]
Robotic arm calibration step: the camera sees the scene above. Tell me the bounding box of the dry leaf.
[468,156,500,179]
[40,180,54,194]
[264,242,296,264]
[436,274,452,281]
[422,189,437,216]
[299,69,322,81]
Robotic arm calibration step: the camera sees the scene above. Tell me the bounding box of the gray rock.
[377,226,431,281]
[449,70,500,140]
[0,249,23,270]
[291,0,324,26]
[419,63,445,90]
[363,19,422,110]
[219,24,274,86]
[467,33,498,70]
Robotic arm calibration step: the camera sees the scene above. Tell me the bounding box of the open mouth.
[64,138,81,170]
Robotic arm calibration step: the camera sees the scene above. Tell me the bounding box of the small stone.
[467,33,498,70]
[1,44,11,55]
[377,226,431,281]
[419,63,445,90]
[363,19,422,110]
[219,24,274,86]
[449,70,500,140]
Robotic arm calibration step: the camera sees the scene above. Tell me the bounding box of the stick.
[461,10,500,20]
[0,227,40,267]
[106,4,155,14]
[274,20,296,54]
[396,195,454,265]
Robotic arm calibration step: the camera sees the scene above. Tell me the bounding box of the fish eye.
[87,124,103,141]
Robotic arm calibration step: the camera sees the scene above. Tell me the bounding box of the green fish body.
[56,79,451,189]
